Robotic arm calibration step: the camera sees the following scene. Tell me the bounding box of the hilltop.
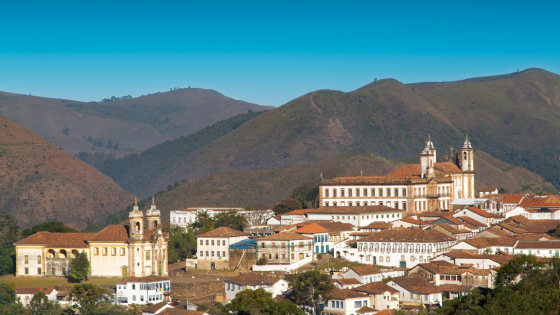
[0,88,271,155]
[85,151,557,231]
[0,115,135,229]
[143,68,560,196]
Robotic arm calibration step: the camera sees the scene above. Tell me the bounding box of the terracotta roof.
[142,302,170,313]
[436,215,466,226]
[354,282,399,295]
[197,226,249,238]
[457,216,487,227]
[335,279,362,285]
[516,233,554,240]
[15,231,95,248]
[356,306,377,313]
[463,206,502,218]
[413,262,465,275]
[349,265,383,276]
[390,277,442,294]
[441,251,515,265]
[227,272,282,286]
[293,223,329,234]
[296,220,335,227]
[16,287,56,295]
[399,218,424,225]
[478,186,498,192]
[273,224,297,232]
[357,229,455,243]
[87,225,130,242]
[434,224,470,235]
[386,162,461,178]
[316,222,356,232]
[119,275,170,284]
[361,222,392,229]
[258,231,312,241]
[503,194,525,204]
[308,206,405,214]
[417,211,453,219]
[462,237,518,248]
[159,309,208,315]
[437,284,473,292]
[514,241,560,249]
[329,289,367,299]
[495,222,526,234]
[481,228,511,238]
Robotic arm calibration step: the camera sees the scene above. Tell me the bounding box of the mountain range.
[141,68,560,197]
[0,88,271,155]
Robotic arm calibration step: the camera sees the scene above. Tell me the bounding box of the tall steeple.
[146,196,161,230]
[129,198,144,241]
[420,136,437,178]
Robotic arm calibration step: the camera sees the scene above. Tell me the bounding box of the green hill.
[84,151,557,232]
[0,88,271,156]
[143,68,560,196]
[77,110,267,195]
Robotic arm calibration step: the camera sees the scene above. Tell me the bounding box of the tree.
[62,127,69,136]
[107,140,113,149]
[290,184,319,209]
[498,187,509,194]
[292,270,333,311]
[168,227,197,262]
[214,210,247,231]
[494,254,543,287]
[87,135,92,142]
[243,206,270,226]
[272,199,303,216]
[256,257,268,265]
[29,291,63,315]
[0,213,21,276]
[71,284,112,315]
[113,142,119,150]
[22,221,78,238]
[224,288,303,315]
[68,251,90,282]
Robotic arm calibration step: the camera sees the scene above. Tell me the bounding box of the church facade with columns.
[14,199,169,278]
[319,137,475,214]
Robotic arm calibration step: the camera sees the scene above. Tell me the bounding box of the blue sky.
[0,0,558,106]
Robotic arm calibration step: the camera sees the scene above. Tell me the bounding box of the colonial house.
[115,275,171,305]
[338,229,456,268]
[16,287,57,306]
[256,232,314,265]
[449,237,518,254]
[225,272,289,301]
[14,200,169,278]
[319,137,476,213]
[196,227,249,270]
[432,250,513,270]
[292,223,331,254]
[478,186,499,197]
[453,206,503,226]
[343,265,403,284]
[353,282,400,311]
[407,261,492,288]
[305,206,405,228]
[334,279,362,289]
[387,277,443,306]
[280,209,313,225]
[513,240,560,257]
[323,289,377,315]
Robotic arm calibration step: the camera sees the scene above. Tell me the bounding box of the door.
[211,262,216,270]
[326,245,329,253]
[299,253,304,260]
[373,256,376,264]
[321,245,324,253]
[122,267,128,280]
[400,261,406,268]
[316,246,319,253]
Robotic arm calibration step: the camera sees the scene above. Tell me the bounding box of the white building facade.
[306,206,405,228]
[196,227,249,270]
[115,276,171,305]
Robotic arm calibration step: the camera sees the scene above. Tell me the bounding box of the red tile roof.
[503,194,525,204]
[159,309,208,315]
[329,289,367,299]
[361,222,392,230]
[400,218,424,225]
[514,241,560,249]
[356,306,377,313]
[437,284,473,292]
[354,282,399,295]
[390,277,442,294]
[335,279,362,285]
[142,302,170,313]
[258,231,312,241]
[87,225,130,242]
[197,226,249,238]
[283,209,312,215]
[15,231,94,248]
[293,223,329,234]
[462,237,518,248]
[357,229,455,243]
[349,265,383,276]
[457,216,487,227]
[463,206,502,218]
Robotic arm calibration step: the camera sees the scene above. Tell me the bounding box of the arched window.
[422,244,426,252]
[136,222,141,232]
[325,202,329,207]
[348,189,352,197]
[394,188,399,197]
[398,244,403,252]
[375,243,379,252]
[325,189,329,197]
[402,188,407,196]
[403,202,407,211]
[464,152,467,160]
[333,189,337,197]
[59,250,67,259]
[381,243,385,252]
[416,244,420,253]
[428,245,432,252]
[404,244,408,253]
[395,202,399,209]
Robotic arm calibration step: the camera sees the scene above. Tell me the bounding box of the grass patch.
[0,275,121,288]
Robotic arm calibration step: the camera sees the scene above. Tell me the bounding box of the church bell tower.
[129,198,144,241]
[146,196,161,230]
[420,136,437,178]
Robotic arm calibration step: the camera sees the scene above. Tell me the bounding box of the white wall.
[225,279,288,301]
[252,256,313,271]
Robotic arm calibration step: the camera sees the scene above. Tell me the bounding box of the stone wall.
[228,249,257,270]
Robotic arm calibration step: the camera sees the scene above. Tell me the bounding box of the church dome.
[462,135,472,149]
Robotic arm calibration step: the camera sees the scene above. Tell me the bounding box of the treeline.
[438,255,560,314]
[100,95,132,102]
[90,110,266,194]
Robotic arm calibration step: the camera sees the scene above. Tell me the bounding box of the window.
[52,268,56,275]
[371,189,375,197]
[379,189,383,197]
[24,255,28,264]
[394,188,399,197]
[356,189,360,197]
[333,189,337,197]
[379,256,383,262]
[402,188,407,196]
[387,188,391,197]
[121,248,125,256]
[38,268,41,275]
[403,202,407,211]
[348,189,352,197]
[325,189,329,197]
[132,284,135,290]
[200,240,203,245]
[146,251,151,259]
[364,189,368,196]
[341,189,345,197]
[282,254,286,259]
[111,247,117,256]
[348,202,353,206]
[223,251,226,257]
[102,247,108,256]
[325,202,329,206]
[211,251,215,257]
[395,202,399,209]
[223,240,226,245]
[200,251,204,257]
[25,267,28,275]
[355,301,362,307]
[206,240,209,245]
[275,254,279,259]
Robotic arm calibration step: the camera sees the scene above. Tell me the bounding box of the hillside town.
[9,138,560,314]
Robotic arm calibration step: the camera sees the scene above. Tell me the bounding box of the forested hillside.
[143,69,560,196]
[76,110,267,195]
